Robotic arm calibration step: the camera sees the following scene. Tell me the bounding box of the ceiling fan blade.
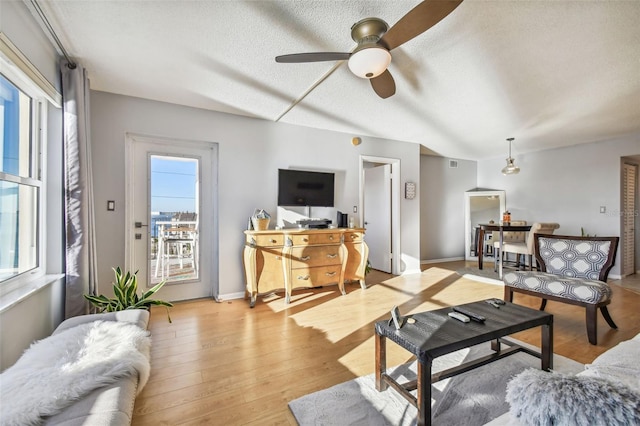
[370,69,396,99]
[379,0,463,51]
[275,52,351,63]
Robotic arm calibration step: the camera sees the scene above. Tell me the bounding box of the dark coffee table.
[374,300,553,426]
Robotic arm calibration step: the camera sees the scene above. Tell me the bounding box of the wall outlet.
[353,206,357,213]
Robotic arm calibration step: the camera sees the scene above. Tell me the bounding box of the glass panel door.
[150,155,199,284]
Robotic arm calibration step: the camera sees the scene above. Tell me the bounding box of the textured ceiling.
[36,0,640,160]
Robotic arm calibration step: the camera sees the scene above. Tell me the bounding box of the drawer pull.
[327,254,338,259]
[351,234,357,239]
[297,275,310,280]
[303,238,308,242]
[270,239,277,244]
[329,235,334,240]
[325,271,337,277]
[300,255,311,261]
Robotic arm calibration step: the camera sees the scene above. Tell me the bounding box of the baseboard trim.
[421,257,464,264]
[217,291,246,302]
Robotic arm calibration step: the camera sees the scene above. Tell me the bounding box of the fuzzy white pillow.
[505,368,640,426]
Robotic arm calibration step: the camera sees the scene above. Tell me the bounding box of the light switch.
[600,206,606,214]
[107,200,115,211]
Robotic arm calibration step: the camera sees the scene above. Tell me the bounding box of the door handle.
[135,222,148,228]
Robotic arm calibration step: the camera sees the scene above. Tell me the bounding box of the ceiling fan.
[275,0,463,99]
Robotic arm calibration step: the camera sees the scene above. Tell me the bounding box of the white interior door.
[364,164,392,273]
[126,134,217,301]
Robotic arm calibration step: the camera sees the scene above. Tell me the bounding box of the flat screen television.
[278,169,335,207]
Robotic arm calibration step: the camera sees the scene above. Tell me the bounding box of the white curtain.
[60,60,98,318]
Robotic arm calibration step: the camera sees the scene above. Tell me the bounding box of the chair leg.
[586,305,598,345]
[539,299,547,311]
[528,255,533,271]
[600,306,618,329]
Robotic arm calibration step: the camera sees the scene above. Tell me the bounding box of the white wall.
[420,156,477,261]
[90,91,421,299]
[1,1,61,93]
[0,0,65,371]
[477,133,640,276]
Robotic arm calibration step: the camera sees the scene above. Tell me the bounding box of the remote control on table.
[491,298,506,305]
[485,300,501,309]
[448,312,470,323]
[453,307,486,323]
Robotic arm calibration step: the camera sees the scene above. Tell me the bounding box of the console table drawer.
[251,234,285,247]
[291,265,342,287]
[344,231,364,243]
[290,232,341,246]
[290,246,342,268]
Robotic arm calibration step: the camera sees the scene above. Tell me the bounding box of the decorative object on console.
[251,208,271,230]
[84,267,173,322]
[336,211,349,228]
[501,137,520,175]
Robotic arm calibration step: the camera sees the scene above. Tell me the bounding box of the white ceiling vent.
[449,159,458,168]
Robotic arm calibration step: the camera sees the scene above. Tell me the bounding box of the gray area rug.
[289,341,583,426]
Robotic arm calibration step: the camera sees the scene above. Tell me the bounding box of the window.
[0,72,45,287]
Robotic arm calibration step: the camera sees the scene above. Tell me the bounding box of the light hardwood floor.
[132,262,640,425]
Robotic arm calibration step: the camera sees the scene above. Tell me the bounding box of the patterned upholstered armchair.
[503,234,619,345]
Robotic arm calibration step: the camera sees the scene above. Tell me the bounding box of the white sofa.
[0,309,150,426]
[487,333,640,425]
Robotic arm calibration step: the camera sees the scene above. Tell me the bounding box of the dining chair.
[495,222,560,271]
[491,220,527,265]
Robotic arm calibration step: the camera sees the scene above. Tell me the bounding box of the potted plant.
[84,267,173,322]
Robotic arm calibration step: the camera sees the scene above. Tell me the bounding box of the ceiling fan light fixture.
[501,137,520,175]
[348,47,391,79]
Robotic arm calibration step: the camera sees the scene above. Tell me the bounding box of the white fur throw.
[506,368,640,426]
[0,320,151,426]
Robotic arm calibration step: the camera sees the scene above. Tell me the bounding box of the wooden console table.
[243,228,369,307]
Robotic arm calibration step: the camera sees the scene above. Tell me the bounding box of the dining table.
[477,223,532,279]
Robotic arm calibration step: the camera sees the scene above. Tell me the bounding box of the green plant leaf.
[84,267,173,322]
[141,280,167,300]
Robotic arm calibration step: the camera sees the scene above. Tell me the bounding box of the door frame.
[359,155,401,275]
[124,132,219,299]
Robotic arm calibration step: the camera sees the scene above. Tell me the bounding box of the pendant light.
[501,137,520,175]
